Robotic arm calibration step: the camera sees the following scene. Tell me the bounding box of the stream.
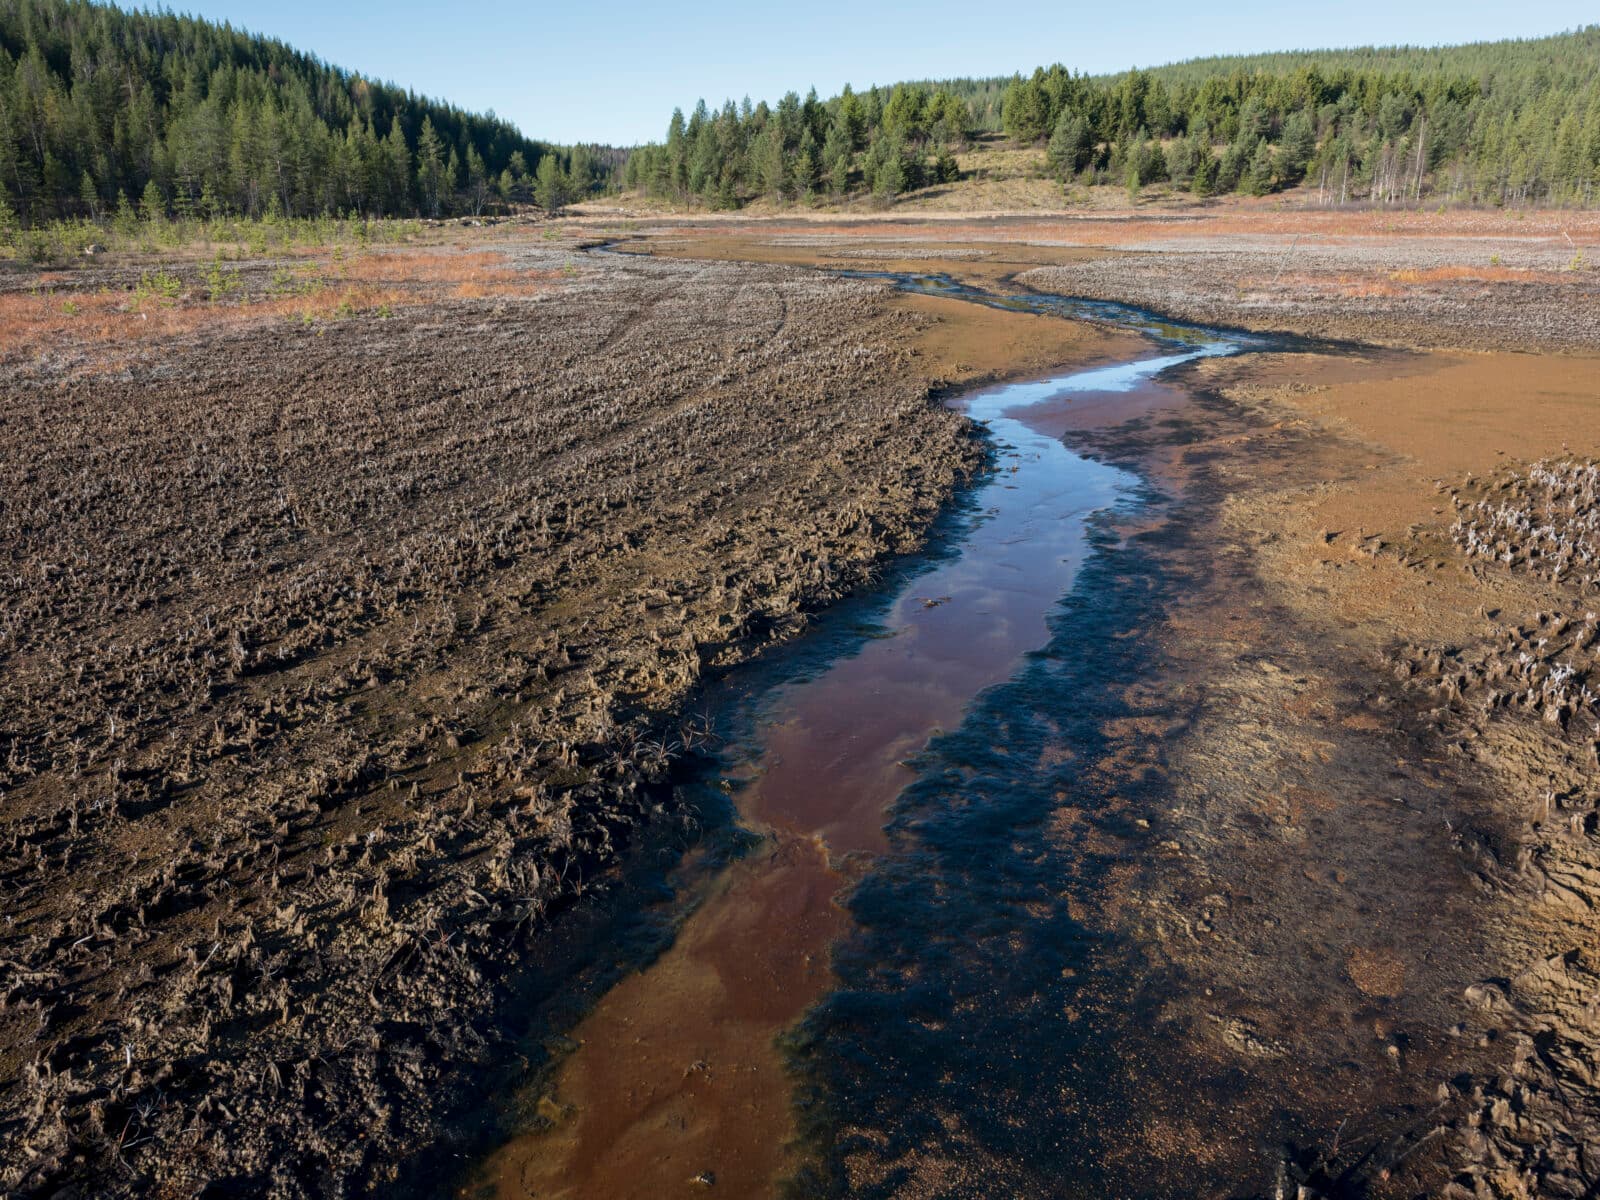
[473,276,1259,1198]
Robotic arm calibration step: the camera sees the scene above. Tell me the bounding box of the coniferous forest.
[626,25,1600,207]
[0,0,618,224]
[2,1,1598,229]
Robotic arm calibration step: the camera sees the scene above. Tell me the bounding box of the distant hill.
[627,26,1600,209]
[0,0,608,222]
[932,27,1600,129]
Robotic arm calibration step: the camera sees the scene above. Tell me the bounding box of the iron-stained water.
[473,277,1253,1199]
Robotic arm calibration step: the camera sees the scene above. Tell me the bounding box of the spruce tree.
[383,119,411,215]
[1047,111,1092,180]
[1245,140,1277,195]
[140,178,165,224]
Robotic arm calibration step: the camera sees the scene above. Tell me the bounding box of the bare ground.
[614,226,1600,1196]
[6,211,1599,1199]
[1086,345,1600,1197]
[0,238,1037,1197]
[605,206,1600,353]
[1019,236,1600,353]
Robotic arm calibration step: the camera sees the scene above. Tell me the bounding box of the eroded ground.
[595,229,1600,1197]
[0,232,1133,1197]
[5,210,1598,1199]
[605,206,1600,352]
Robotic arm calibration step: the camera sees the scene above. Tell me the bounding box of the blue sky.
[167,1,1595,145]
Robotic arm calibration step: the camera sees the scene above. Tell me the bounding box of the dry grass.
[1388,265,1561,284]
[0,246,562,373]
[339,248,563,297]
[0,281,409,369]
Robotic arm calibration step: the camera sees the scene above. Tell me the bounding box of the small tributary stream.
[474,276,1259,1198]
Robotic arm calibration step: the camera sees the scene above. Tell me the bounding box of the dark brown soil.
[0,241,997,1197]
[7,215,1598,1200]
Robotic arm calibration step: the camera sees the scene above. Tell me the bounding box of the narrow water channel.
[472,278,1250,1198]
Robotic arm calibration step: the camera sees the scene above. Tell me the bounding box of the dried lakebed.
[469,280,1263,1197]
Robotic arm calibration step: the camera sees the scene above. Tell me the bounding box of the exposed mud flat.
[474,341,1153,1200]
[7,214,1597,1199]
[1043,341,1600,1196]
[1019,240,1600,354]
[617,212,1600,353]
[0,239,1140,1196]
[570,231,1600,1198]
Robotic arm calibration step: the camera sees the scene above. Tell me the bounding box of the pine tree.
[1216,140,1250,192]
[873,133,909,197]
[793,129,820,197]
[534,153,569,211]
[822,121,853,196]
[838,86,867,151]
[415,117,447,216]
[1002,75,1050,144]
[753,126,786,200]
[569,145,595,198]
[1163,137,1197,188]
[1244,140,1277,195]
[1278,111,1317,186]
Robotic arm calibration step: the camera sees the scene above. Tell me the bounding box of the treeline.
[0,0,615,225]
[623,85,970,206]
[997,25,1600,205]
[629,26,1600,208]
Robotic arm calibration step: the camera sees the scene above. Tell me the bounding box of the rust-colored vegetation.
[0,245,563,373]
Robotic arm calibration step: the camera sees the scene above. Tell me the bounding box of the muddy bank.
[0,239,1146,1196]
[1018,240,1600,353]
[473,346,1153,1200]
[616,215,1600,354]
[1212,354,1600,1196]
[596,232,1600,1196]
[778,336,1599,1197]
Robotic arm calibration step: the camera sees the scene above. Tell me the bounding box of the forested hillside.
[0,0,611,223]
[626,26,1600,208]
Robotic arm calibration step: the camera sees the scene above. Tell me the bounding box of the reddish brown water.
[473,333,1226,1199]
